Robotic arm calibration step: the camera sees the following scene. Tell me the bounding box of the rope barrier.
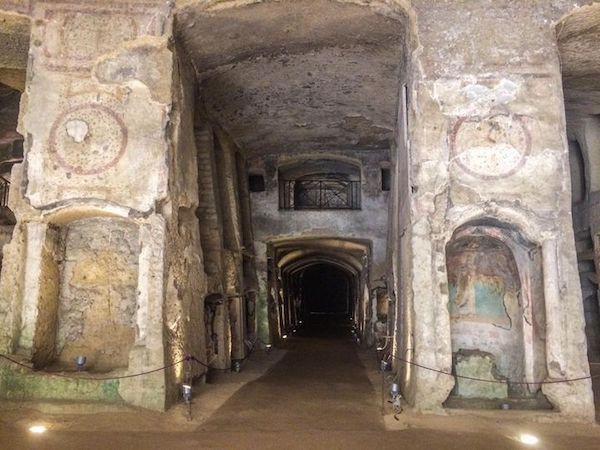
[393,355,600,385]
[0,334,270,381]
[11,341,588,416]
[0,353,187,381]
[8,339,594,387]
[0,338,265,381]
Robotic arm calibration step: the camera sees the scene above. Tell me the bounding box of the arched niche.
[54,216,140,371]
[268,236,370,342]
[569,139,587,205]
[445,220,549,407]
[26,213,141,372]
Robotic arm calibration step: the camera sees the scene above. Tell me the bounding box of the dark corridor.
[301,264,351,316]
[293,263,355,339]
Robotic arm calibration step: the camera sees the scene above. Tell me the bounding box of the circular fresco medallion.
[450,113,530,179]
[49,104,128,175]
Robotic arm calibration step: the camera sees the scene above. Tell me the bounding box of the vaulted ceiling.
[175,0,406,156]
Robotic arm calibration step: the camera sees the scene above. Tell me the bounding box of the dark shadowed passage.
[300,264,352,317]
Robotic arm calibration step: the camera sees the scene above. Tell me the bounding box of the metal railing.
[279,179,361,210]
[0,176,9,208]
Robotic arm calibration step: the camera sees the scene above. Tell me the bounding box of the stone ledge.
[0,360,123,404]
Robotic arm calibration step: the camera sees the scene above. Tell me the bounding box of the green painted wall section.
[0,363,122,403]
[448,280,506,318]
[474,282,505,317]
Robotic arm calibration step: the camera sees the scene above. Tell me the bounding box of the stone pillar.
[0,164,37,355]
[223,249,245,360]
[542,238,565,372]
[0,0,176,410]
[16,223,47,355]
[256,241,272,344]
[0,223,24,354]
[214,129,246,361]
[541,237,595,420]
[404,0,595,419]
[119,215,167,410]
[17,222,60,369]
[195,123,226,293]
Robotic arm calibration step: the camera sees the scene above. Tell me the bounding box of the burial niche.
[445,221,549,409]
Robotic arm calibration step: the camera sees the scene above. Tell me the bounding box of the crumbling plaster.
[21,1,172,213]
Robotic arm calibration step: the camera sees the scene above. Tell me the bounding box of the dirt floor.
[1,317,600,449]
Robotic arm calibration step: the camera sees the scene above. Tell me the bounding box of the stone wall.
[160,50,209,403]
[250,150,390,274]
[55,218,139,371]
[21,1,172,213]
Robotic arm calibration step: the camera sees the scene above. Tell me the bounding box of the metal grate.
[279,179,361,210]
[0,176,9,208]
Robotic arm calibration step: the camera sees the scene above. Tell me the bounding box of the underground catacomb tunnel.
[1,3,600,445]
[266,237,370,342]
[280,261,357,338]
[297,264,353,317]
